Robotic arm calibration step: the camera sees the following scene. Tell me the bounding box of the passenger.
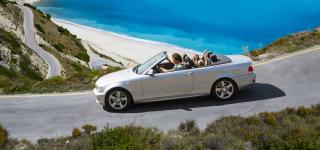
[210,53,218,63]
[160,53,186,72]
[182,54,194,69]
[204,52,213,66]
[192,54,200,67]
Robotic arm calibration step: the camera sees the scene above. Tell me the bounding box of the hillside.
[23,3,91,77]
[0,1,47,93]
[0,1,120,94]
[250,30,320,61]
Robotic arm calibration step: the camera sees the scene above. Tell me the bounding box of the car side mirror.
[146,69,155,76]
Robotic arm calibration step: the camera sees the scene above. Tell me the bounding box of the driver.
[160,53,185,73]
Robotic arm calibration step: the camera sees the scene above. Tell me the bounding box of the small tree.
[178,120,200,136]
[82,124,97,134]
[0,124,8,148]
[72,128,82,138]
[46,13,51,20]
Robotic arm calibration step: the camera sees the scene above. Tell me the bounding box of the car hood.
[95,68,137,87]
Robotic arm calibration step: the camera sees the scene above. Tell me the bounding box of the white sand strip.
[52,18,201,64]
[12,0,41,4]
[82,41,122,68]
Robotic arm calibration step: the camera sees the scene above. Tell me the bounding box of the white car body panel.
[93,52,256,106]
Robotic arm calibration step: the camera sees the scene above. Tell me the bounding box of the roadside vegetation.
[1,104,319,149]
[250,30,320,60]
[0,60,120,94]
[29,67,121,94]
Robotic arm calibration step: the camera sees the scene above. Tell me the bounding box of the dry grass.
[2,104,319,150]
[31,7,89,63]
[250,30,320,59]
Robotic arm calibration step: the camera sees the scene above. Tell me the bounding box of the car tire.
[212,78,237,100]
[105,88,133,112]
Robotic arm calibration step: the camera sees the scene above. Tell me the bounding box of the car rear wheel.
[105,88,132,111]
[212,79,237,100]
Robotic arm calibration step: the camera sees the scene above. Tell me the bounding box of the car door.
[142,69,194,100]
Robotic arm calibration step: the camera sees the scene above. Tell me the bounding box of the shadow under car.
[103,83,286,113]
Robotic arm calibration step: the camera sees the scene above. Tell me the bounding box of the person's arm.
[160,67,171,73]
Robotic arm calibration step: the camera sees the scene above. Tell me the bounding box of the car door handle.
[184,72,193,76]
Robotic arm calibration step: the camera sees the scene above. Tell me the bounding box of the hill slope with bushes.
[250,30,320,61]
[1,104,319,149]
[0,1,120,94]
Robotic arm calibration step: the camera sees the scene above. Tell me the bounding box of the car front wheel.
[105,88,132,111]
[212,79,237,100]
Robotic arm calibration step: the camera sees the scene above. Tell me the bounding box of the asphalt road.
[19,5,61,78]
[1,48,320,141]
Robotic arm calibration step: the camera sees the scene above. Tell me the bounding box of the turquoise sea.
[36,0,320,54]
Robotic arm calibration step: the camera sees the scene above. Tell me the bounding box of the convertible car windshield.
[134,52,166,74]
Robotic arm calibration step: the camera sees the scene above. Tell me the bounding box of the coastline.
[13,0,41,4]
[52,18,201,65]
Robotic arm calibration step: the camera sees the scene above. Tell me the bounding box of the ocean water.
[35,0,320,54]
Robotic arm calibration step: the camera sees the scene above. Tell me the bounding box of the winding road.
[18,5,61,78]
[0,47,320,141]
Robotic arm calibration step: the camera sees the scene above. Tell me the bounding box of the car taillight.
[248,66,254,72]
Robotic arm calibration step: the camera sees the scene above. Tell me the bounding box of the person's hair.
[193,54,199,60]
[198,60,205,67]
[172,53,182,63]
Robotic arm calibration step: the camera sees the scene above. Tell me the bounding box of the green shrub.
[52,43,65,52]
[0,66,17,77]
[35,23,44,33]
[82,124,97,135]
[19,55,43,81]
[45,13,51,20]
[72,128,82,138]
[297,106,312,118]
[246,116,260,126]
[202,133,245,150]
[10,77,35,93]
[0,76,11,88]
[75,52,90,63]
[23,3,36,10]
[262,112,277,126]
[71,62,83,72]
[178,120,200,137]
[33,76,64,88]
[0,124,8,148]
[57,26,71,35]
[91,125,161,150]
[0,29,22,55]
[10,57,17,65]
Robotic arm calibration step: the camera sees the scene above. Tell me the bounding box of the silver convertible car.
[93,51,256,111]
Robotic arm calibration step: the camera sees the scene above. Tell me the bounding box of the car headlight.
[95,86,105,93]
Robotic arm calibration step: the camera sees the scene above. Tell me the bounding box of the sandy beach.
[52,19,200,65]
[13,0,40,4]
